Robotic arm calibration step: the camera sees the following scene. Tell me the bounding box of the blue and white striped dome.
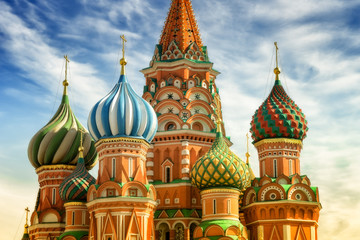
[88,74,158,143]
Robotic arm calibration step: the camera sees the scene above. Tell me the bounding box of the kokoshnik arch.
[22,1,321,240]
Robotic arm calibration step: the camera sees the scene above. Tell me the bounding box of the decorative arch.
[287,183,316,202]
[121,181,148,197]
[243,187,257,206]
[187,115,215,132]
[155,99,183,115]
[187,100,213,115]
[204,225,224,237]
[258,183,286,201]
[39,209,61,223]
[158,114,183,131]
[185,87,212,103]
[259,176,272,186]
[276,174,290,185]
[154,86,184,101]
[225,226,240,236]
[96,181,122,198]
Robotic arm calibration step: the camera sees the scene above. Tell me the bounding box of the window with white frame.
[129,158,133,178]
[289,159,293,175]
[52,188,56,205]
[273,159,278,177]
[112,158,116,178]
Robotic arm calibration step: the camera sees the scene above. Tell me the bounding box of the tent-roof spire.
[159,0,203,53]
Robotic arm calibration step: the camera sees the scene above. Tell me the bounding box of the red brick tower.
[141,0,229,238]
[86,36,158,240]
[242,43,321,240]
[26,56,97,240]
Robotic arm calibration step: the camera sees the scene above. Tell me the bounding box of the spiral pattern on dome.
[28,95,98,169]
[59,157,95,201]
[191,131,251,191]
[88,74,158,143]
[250,80,308,142]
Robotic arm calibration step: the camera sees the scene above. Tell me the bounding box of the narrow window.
[112,158,116,178]
[273,159,278,177]
[165,166,171,183]
[289,159,293,175]
[72,211,75,225]
[227,199,231,214]
[262,161,265,176]
[82,211,86,225]
[129,158,133,178]
[52,188,56,205]
[213,199,216,214]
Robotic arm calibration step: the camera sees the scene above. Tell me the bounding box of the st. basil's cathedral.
[21,0,321,240]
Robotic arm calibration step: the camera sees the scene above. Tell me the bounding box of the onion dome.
[191,123,252,190]
[28,58,98,169]
[59,147,95,201]
[88,39,158,143]
[250,48,308,143]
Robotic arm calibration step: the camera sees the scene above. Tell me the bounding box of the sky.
[0,0,359,239]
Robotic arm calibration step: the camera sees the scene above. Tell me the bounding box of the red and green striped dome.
[59,157,95,201]
[250,79,308,142]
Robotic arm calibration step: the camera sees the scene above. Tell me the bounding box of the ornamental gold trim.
[64,202,87,207]
[254,138,303,148]
[36,164,76,173]
[95,137,149,147]
[201,188,240,195]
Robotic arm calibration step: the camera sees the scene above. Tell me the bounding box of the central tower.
[141,0,228,239]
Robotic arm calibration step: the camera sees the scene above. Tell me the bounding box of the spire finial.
[63,55,70,95]
[78,129,85,158]
[246,133,250,165]
[24,207,30,234]
[215,118,223,136]
[120,35,127,75]
[274,42,281,80]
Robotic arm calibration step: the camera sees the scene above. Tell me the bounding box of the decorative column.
[181,140,190,180]
[146,143,155,182]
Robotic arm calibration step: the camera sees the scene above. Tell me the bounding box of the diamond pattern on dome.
[191,132,251,190]
[250,80,308,142]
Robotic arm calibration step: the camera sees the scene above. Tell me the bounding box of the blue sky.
[1,0,359,239]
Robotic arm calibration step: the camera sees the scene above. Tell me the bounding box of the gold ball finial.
[274,67,281,75]
[120,58,127,66]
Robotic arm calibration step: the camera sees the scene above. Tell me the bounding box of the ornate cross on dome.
[274,42,281,80]
[120,35,128,75]
[23,207,30,234]
[246,133,250,164]
[63,55,70,94]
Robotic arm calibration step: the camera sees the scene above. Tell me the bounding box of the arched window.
[175,223,184,240]
[192,122,203,131]
[262,161,265,176]
[289,159,293,175]
[273,159,278,177]
[165,122,176,131]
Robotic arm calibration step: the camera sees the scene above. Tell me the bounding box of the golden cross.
[25,207,30,222]
[274,42,279,68]
[120,35,127,59]
[63,55,70,94]
[274,42,281,80]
